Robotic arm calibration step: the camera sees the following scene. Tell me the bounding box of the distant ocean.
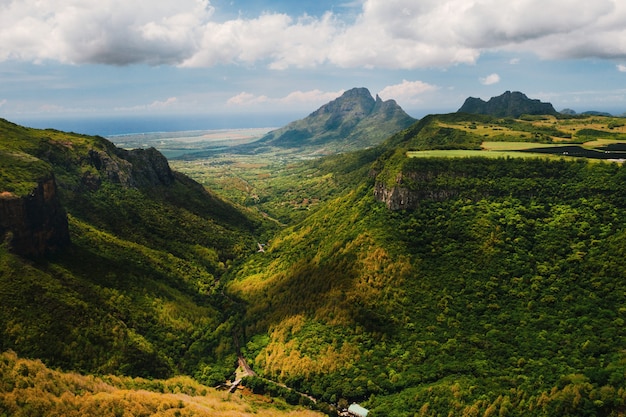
[9,113,302,137]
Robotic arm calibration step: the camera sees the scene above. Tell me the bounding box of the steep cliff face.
[87,146,174,189]
[373,171,461,210]
[373,181,418,210]
[122,147,175,187]
[372,156,569,211]
[1,125,176,256]
[0,175,70,256]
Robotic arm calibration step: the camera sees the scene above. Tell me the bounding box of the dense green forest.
[224,114,626,416]
[4,112,626,416]
[228,157,626,416]
[0,118,267,384]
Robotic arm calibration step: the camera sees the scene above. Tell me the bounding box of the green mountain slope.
[0,118,266,382]
[235,87,416,155]
[226,113,626,416]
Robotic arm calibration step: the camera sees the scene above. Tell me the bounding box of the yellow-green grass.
[406,149,565,160]
[438,122,528,139]
[480,141,565,151]
[579,138,626,148]
[0,350,323,417]
[439,116,626,142]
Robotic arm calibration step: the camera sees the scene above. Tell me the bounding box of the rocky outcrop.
[373,181,421,211]
[373,157,549,210]
[458,91,557,118]
[121,147,175,187]
[0,175,70,256]
[86,146,175,189]
[373,172,461,210]
[88,149,133,186]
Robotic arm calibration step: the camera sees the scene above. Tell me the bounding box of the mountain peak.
[309,87,376,118]
[252,87,416,152]
[458,91,557,118]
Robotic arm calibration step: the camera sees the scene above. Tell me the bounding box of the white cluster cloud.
[0,0,213,65]
[1,0,626,69]
[480,73,501,85]
[228,82,440,111]
[227,89,345,107]
[114,97,179,112]
[378,80,438,104]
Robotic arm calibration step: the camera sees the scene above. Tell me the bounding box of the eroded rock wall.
[0,176,70,256]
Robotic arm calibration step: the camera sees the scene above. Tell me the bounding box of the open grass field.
[406,149,567,160]
[480,141,566,151]
[440,114,626,143]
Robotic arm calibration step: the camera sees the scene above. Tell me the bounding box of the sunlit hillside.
[0,350,322,417]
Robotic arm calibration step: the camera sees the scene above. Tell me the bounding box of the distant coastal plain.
[108,127,273,158]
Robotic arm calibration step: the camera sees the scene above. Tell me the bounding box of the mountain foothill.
[2,90,626,416]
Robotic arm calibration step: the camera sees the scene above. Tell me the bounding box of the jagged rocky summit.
[458,91,558,118]
[251,87,416,152]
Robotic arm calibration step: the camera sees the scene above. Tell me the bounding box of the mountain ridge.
[230,87,416,154]
[458,90,558,117]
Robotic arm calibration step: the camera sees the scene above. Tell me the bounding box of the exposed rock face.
[0,145,175,256]
[0,176,70,256]
[458,91,557,118]
[88,149,133,186]
[373,158,547,211]
[373,171,461,210]
[123,147,175,187]
[373,181,420,211]
[86,146,175,189]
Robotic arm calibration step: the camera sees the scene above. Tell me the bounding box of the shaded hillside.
[230,87,415,154]
[0,118,266,381]
[226,112,626,416]
[458,91,557,117]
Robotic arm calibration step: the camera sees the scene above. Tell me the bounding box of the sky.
[2,0,626,132]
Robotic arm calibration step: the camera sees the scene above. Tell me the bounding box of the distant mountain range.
[560,108,619,117]
[457,91,558,118]
[234,87,416,155]
[457,91,625,118]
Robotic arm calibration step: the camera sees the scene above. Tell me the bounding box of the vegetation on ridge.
[0,118,268,384]
[214,112,626,416]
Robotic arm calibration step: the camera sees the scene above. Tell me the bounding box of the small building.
[348,403,369,417]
